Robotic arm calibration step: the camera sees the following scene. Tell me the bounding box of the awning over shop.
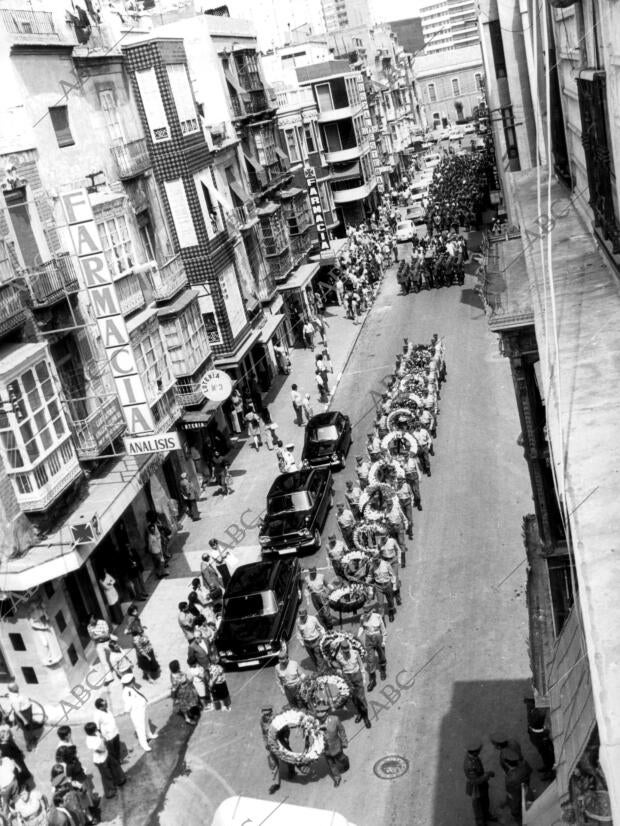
[279,187,303,200]
[523,781,563,826]
[179,400,220,431]
[548,606,596,798]
[277,262,320,292]
[309,236,350,263]
[214,328,261,368]
[258,313,285,344]
[0,451,165,591]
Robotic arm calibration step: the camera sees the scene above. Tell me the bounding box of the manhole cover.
[373,754,410,780]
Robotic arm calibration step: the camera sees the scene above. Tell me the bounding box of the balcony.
[13,444,82,513]
[1,9,61,46]
[268,250,293,283]
[0,284,28,337]
[152,254,188,302]
[110,138,151,180]
[317,105,361,124]
[23,253,79,307]
[332,181,376,204]
[325,145,362,164]
[290,231,313,264]
[226,201,259,234]
[275,87,315,110]
[69,397,126,460]
[237,69,263,92]
[116,271,145,316]
[152,388,181,433]
[174,359,213,407]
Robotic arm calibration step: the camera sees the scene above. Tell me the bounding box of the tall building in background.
[388,17,425,56]
[321,0,373,32]
[419,0,479,54]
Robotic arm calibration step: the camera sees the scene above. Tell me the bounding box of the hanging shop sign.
[200,369,233,402]
[124,431,182,456]
[60,190,155,435]
[303,165,330,253]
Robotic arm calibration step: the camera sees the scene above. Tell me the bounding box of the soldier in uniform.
[344,480,362,520]
[260,706,295,794]
[357,601,386,690]
[355,456,370,490]
[325,534,346,578]
[463,741,497,825]
[504,749,532,822]
[334,639,371,729]
[525,702,555,779]
[336,503,357,549]
[305,567,334,630]
[490,731,524,774]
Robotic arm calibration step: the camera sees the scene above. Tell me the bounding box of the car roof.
[268,469,313,495]
[226,560,286,595]
[307,411,341,427]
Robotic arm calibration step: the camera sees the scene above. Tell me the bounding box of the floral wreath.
[328,582,370,612]
[299,674,350,710]
[353,519,389,552]
[319,630,367,665]
[359,482,399,521]
[387,407,417,431]
[267,710,325,765]
[380,430,418,456]
[341,549,373,583]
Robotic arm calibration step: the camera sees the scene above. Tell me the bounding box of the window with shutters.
[427,84,437,103]
[166,64,200,136]
[49,106,74,147]
[284,129,300,163]
[134,328,173,403]
[451,78,460,96]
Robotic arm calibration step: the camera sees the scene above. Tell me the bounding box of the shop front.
[277,262,321,347]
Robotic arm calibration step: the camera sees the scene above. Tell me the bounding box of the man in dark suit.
[187,626,214,669]
[464,741,497,825]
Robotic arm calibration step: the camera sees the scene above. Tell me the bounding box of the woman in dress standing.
[98,571,122,625]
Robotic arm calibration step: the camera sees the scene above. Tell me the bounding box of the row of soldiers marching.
[259,335,446,791]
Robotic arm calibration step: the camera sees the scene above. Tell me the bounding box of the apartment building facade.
[477,0,620,822]
[415,45,485,127]
[419,0,479,54]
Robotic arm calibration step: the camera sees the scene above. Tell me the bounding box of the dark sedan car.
[301,410,352,469]
[259,467,333,555]
[215,558,301,668]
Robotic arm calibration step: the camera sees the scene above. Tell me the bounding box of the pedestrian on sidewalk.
[201,554,224,609]
[302,319,315,350]
[335,276,344,305]
[230,389,244,434]
[334,640,371,729]
[125,546,147,600]
[282,444,298,472]
[107,641,134,681]
[187,625,216,671]
[316,707,349,787]
[178,601,197,643]
[170,660,201,725]
[125,603,145,637]
[244,407,263,451]
[146,524,169,579]
[93,699,122,764]
[0,723,32,788]
[12,786,48,825]
[296,607,326,670]
[83,723,126,800]
[121,674,158,753]
[87,616,115,685]
[208,538,239,588]
[4,685,37,753]
[131,629,160,682]
[291,384,304,426]
[218,460,233,495]
[504,750,533,821]
[49,764,96,826]
[313,314,328,346]
[302,394,314,422]
[264,422,278,450]
[463,742,496,826]
[99,570,122,625]
[179,473,201,521]
[273,344,291,375]
[187,655,213,710]
[321,346,333,375]
[316,370,329,403]
[336,503,356,549]
[315,354,330,393]
[0,754,18,817]
[208,662,231,711]
[54,727,86,782]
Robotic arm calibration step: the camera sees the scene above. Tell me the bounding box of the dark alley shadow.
[434,678,544,826]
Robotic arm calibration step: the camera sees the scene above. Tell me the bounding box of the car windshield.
[224,590,278,619]
[310,424,338,442]
[397,222,411,231]
[269,491,310,513]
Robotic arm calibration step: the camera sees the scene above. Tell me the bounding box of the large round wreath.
[299,674,350,711]
[353,520,389,552]
[369,459,405,488]
[359,482,399,520]
[267,710,324,765]
[341,549,373,582]
[380,431,418,457]
[328,582,370,612]
[319,631,367,666]
[387,407,417,431]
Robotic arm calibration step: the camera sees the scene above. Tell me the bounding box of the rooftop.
[296,59,352,82]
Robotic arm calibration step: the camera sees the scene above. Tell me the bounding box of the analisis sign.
[124,432,181,456]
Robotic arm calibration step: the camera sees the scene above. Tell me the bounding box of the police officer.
[395,476,415,539]
[357,601,387,690]
[367,551,396,622]
[336,503,356,549]
[305,567,334,630]
[463,741,496,825]
[504,749,533,821]
[526,702,555,779]
[260,706,295,794]
[490,731,523,774]
[334,639,371,729]
[377,535,402,605]
[296,607,326,670]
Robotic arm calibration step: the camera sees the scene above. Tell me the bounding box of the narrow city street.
[100,259,536,826]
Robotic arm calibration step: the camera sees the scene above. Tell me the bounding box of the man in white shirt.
[93,698,122,763]
[207,538,239,587]
[358,602,387,690]
[274,652,305,708]
[336,503,356,549]
[6,683,37,751]
[121,673,158,752]
[83,722,125,799]
[296,608,326,670]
